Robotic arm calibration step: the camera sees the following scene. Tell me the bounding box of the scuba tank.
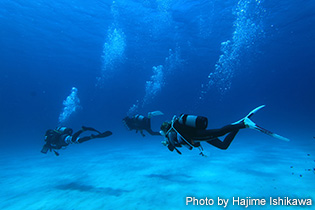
[54,127,73,145]
[134,114,145,121]
[178,114,208,129]
[55,126,73,135]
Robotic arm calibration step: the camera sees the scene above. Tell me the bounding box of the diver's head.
[122,116,132,130]
[160,121,171,136]
[41,129,55,154]
[44,129,56,143]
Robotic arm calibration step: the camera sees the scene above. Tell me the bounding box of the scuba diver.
[160,105,290,156]
[123,111,164,137]
[41,126,112,156]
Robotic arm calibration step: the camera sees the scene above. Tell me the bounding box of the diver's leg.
[194,123,245,140]
[76,131,112,143]
[206,130,239,150]
[146,129,161,136]
[76,136,93,143]
[143,118,160,136]
[71,130,84,143]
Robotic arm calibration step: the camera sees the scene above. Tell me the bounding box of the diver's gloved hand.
[140,130,145,137]
[199,151,209,157]
[161,140,168,146]
[199,152,207,157]
[136,130,145,137]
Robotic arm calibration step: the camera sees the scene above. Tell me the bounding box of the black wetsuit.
[123,115,160,136]
[172,120,246,150]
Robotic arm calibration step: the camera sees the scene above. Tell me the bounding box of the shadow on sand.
[146,173,192,183]
[55,181,129,196]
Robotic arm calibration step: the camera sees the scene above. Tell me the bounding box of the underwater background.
[0,0,314,209]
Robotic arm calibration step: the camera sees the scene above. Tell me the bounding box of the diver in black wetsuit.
[41,126,112,156]
[160,105,289,156]
[123,111,164,137]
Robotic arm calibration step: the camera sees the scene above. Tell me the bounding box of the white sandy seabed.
[0,135,314,210]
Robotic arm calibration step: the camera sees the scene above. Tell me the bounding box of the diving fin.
[95,131,113,138]
[233,105,290,141]
[243,116,290,141]
[82,126,102,134]
[233,105,265,125]
[253,124,290,141]
[245,105,265,119]
[148,111,164,118]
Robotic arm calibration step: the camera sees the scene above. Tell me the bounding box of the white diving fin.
[235,105,290,141]
[232,105,265,125]
[253,124,290,142]
[246,105,265,119]
[148,111,164,118]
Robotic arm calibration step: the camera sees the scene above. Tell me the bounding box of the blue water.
[0,0,315,209]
